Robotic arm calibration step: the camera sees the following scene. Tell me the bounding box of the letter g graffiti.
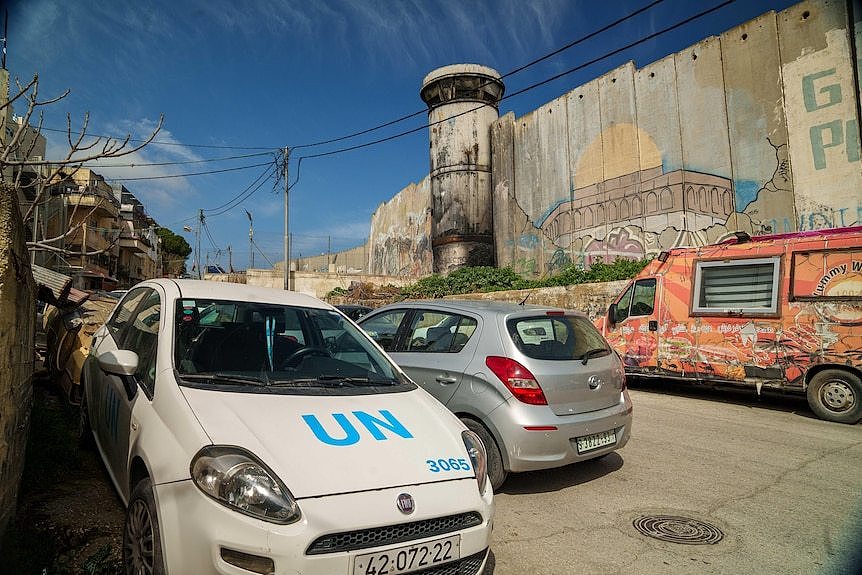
[802,68,841,112]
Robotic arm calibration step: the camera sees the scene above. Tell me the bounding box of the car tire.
[124,478,166,575]
[806,369,862,424]
[462,417,507,491]
[78,387,94,450]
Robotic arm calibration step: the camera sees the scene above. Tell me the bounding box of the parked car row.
[77,280,632,574]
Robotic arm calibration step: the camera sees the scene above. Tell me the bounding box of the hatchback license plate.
[576,429,616,453]
[353,535,460,575]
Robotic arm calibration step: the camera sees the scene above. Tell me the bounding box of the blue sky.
[7,0,797,270]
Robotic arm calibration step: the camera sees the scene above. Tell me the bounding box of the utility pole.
[283,146,290,291]
[196,209,203,279]
[228,245,233,273]
[245,209,254,270]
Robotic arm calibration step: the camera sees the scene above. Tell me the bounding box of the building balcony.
[65,193,119,219]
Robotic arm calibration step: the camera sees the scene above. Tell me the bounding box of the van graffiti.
[302,410,414,446]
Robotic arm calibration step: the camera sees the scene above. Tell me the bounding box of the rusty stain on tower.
[420,64,504,273]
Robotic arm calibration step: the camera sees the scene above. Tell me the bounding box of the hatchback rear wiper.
[579,348,609,365]
[180,373,268,386]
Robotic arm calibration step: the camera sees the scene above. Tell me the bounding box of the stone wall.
[0,186,35,539]
[209,269,415,300]
[443,280,629,321]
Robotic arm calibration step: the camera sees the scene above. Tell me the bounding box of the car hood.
[180,386,473,498]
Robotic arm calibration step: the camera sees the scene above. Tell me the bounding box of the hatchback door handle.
[436,375,458,384]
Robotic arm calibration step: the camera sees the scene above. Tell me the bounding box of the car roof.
[372,298,585,317]
[135,279,332,309]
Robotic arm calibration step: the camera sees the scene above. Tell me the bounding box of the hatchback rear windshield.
[507,315,611,361]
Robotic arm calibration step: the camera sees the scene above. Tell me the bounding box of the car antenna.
[519,289,534,306]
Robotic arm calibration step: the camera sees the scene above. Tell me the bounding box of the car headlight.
[191,446,301,524]
[462,430,488,495]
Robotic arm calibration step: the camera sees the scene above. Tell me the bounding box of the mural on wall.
[490,0,862,277]
[368,178,434,277]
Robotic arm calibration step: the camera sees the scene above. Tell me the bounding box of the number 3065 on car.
[354,535,459,575]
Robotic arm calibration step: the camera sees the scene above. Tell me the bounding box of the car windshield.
[507,315,611,361]
[174,298,405,391]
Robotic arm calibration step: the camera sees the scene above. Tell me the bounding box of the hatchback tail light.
[485,356,547,405]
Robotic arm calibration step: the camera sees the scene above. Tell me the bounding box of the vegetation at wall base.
[327,257,652,300]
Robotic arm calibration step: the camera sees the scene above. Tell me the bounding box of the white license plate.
[576,429,617,453]
[353,534,460,575]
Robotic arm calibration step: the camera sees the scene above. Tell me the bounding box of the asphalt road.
[485,382,862,575]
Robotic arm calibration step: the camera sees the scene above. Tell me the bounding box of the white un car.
[80,279,493,574]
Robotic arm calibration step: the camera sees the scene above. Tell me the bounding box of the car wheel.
[806,369,862,424]
[124,478,166,575]
[462,417,507,491]
[78,387,94,450]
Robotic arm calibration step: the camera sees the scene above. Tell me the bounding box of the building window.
[692,257,780,315]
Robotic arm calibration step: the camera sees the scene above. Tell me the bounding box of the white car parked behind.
[81,279,493,574]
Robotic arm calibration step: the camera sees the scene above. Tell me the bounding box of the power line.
[106,160,274,181]
[290,0,665,151]
[292,0,733,163]
[82,150,276,168]
[204,163,277,214]
[37,125,277,151]
[207,167,278,218]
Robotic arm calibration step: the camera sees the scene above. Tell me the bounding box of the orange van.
[597,227,862,424]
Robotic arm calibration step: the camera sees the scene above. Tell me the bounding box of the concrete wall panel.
[676,37,733,178]
[722,11,796,233]
[368,177,432,276]
[491,113,518,268]
[780,0,861,229]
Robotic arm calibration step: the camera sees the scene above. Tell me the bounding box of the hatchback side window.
[122,290,161,397]
[405,311,476,353]
[360,310,406,351]
[106,287,150,344]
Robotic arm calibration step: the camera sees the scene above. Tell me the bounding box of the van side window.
[614,284,633,323]
[614,279,656,323]
[693,256,780,314]
[631,279,657,316]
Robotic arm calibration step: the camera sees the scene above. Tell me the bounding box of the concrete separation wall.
[492,0,862,276]
[367,177,433,277]
[329,0,861,280]
[0,186,36,539]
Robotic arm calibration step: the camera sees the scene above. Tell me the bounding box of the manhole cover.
[633,515,724,545]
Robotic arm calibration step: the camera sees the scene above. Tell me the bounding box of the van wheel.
[806,369,862,424]
[461,418,507,491]
[124,478,166,575]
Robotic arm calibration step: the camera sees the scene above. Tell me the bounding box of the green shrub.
[397,257,651,298]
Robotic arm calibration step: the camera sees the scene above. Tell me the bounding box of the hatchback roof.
[385,299,582,316]
[136,279,330,308]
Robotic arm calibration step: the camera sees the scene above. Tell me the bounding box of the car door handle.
[436,375,458,384]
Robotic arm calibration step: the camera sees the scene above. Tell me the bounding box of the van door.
[607,277,660,372]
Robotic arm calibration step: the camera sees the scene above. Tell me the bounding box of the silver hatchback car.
[359,300,633,489]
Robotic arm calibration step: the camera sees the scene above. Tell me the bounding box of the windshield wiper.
[180,373,268,386]
[579,348,609,365]
[269,375,399,388]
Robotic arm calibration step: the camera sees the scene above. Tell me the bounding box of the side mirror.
[97,349,139,376]
[607,304,618,327]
